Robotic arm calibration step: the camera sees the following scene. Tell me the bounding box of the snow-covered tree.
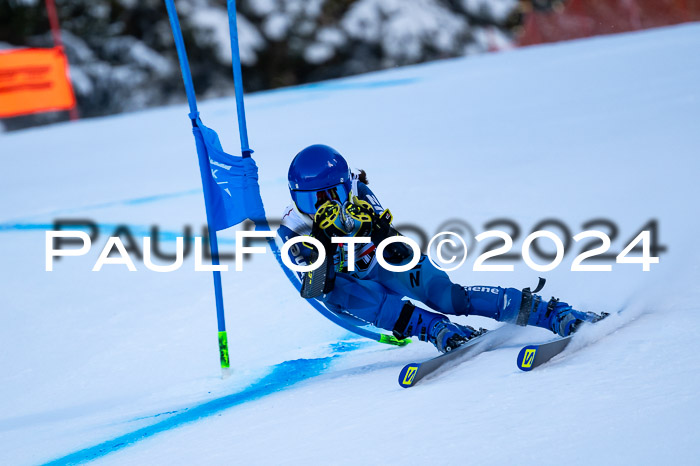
[0,0,523,130]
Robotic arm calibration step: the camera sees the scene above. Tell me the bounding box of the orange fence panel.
[0,47,76,118]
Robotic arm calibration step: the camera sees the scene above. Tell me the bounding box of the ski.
[516,312,613,371]
[516,336,573,371]
[398,326,513,388]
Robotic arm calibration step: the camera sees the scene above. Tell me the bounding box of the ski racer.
[277,144,605,353]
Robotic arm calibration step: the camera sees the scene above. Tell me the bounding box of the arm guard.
[368,208,413,265]
[299,204,339,298]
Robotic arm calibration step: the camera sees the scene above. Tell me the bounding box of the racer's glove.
[312,198,373,239]
[314,196,413,266]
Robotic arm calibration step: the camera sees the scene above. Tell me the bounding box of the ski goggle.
[291,183,351,215]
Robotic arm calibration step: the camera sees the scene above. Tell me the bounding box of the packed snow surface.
[1,23,699,465]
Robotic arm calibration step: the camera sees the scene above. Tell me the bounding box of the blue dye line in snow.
[0,223,54,232]
[235,77,421,113]
[0,188,201,226]
[290,77,419,92]
[43,342,366,465]
[252,77,420,99]
[0,222,236,244]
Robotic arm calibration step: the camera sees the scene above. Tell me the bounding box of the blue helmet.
[288,144,352,215]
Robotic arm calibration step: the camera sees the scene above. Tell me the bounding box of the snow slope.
[1,23,700,465]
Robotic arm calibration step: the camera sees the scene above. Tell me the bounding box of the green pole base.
[379,334,411,346]
[218,331,230,369]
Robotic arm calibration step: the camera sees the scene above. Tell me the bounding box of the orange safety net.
[520,0,700,46]
[0,47,76,118]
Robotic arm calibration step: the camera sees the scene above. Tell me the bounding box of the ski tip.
[516,345,539,372]
[398,363,421,388]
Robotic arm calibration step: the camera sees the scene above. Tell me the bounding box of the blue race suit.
[277,180,597,339]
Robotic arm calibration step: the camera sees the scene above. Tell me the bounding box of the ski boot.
[461,284,608,338]
[528,297,609,337]
[429,319,485,353]
[544,299,610,336]
[391,302,483,353]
